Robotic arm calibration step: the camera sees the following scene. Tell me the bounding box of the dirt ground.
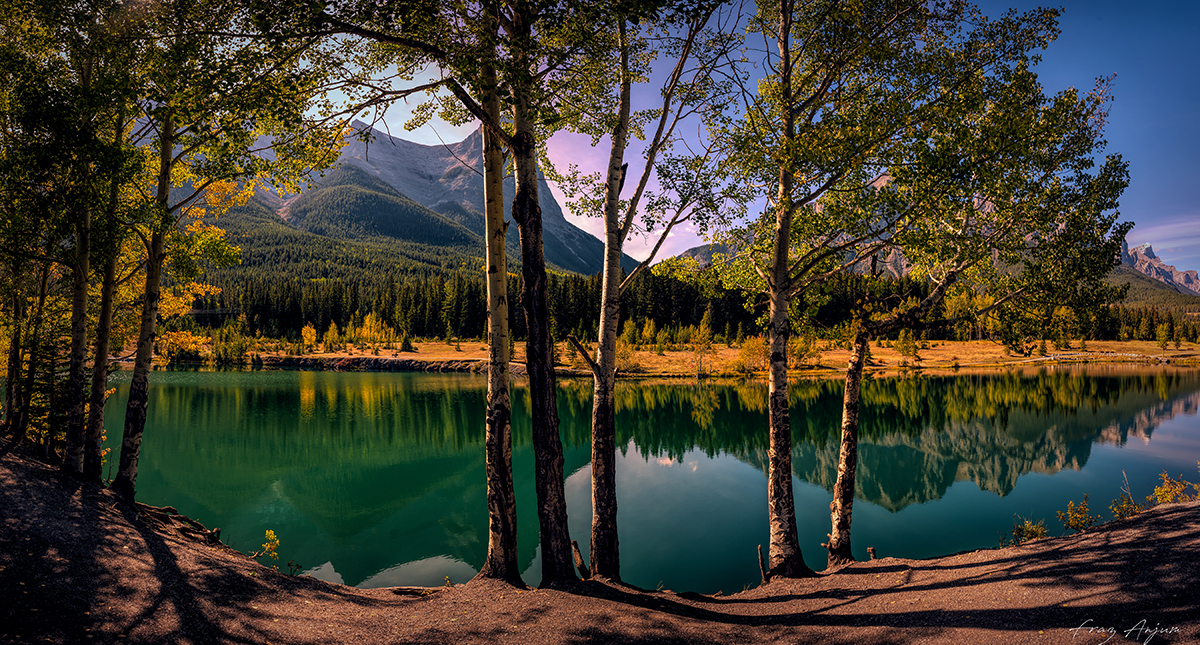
[2,443,1199,644]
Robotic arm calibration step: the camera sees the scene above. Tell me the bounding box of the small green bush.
[1110,472,1143,519]
[1005,516,1048,546]
[1147,468,1199,505]
[1110,491,1143,520]
[1057,494,1100,533]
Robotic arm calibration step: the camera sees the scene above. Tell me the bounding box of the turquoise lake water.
[102,366,1200,594]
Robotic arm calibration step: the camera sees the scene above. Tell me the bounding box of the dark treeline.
[1110,306,1200,343]
[185,268,1200,347]
[189,269,764,343]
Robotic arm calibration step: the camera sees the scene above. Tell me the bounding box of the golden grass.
[263,338,1200,377]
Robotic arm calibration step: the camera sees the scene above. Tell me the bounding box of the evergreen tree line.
[185,268,1200,347]
[189,269,763,345]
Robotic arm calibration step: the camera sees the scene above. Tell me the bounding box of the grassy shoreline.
[158,339,1200,377]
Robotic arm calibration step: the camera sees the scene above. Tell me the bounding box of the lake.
[102,366,1200,594]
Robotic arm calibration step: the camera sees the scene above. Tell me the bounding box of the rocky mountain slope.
[288,122,636,276]
[1120,241,1200,296]
[675,238,1200,307]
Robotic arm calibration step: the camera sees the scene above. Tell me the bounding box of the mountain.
[1120,241,1200,296]
[210,193,483,281]
[1105,265,1200,308]
[675,242,730,267]
[676,240,1200,309]
[283,166,480,250]
[676,241,907,278]
[318,122,637,275]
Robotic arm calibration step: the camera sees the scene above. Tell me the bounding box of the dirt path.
[2,444,1198,644]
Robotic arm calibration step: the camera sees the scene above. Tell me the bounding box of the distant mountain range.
[249,122,636,276]
[1120,241,1200,297]
[675,238,1200,308]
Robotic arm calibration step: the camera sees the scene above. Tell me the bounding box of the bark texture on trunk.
[63,213,91,475]
[511,102,574,587]
[589,21,632,582]
[83,253,118,482]
[826,331,869,567]
[111,231,164,501]
[763,0,812,581]
[113,108,172,502]
[765,287,812,579]
[475,59,521,585]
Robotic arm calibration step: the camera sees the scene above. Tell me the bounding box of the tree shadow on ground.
[0,442,107,643]
[550,503,1200,642]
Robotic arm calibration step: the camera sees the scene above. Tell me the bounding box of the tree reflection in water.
[104,367,1200,590]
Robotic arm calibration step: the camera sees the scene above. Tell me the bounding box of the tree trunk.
[113,107,172,502]
[511,93,574,587]
[4,286,23,438]
[16,267,50,447]
[589,21,632,582]
[83,107,127,481]
[63,212,92,475]
[111,231,164,501]
[84,252,118,482]
[764,0,813,581]
[765,284,811,578]
[826,330,869,567]
[474,55,521,585]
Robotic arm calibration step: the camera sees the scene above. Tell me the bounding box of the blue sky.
[384,2,1200,272]
[988,1,1200,272]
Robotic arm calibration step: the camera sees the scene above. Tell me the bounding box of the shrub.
[655,327,670,348]
[1147,469,1199,505]
[788,334,821,368]
[615,340,640,372]
[1110,472,1143,519]
[249,529,280,566]
[1057,494,1100,533]
[1110,490,1143,519]
[1006,516,1048,545]
[739,335,769,373]
[895,329,919,362]
[157,330,206,366]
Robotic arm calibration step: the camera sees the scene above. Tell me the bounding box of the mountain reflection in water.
[103,367,1200,593]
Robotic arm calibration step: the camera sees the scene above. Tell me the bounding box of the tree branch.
[566,334,599,376]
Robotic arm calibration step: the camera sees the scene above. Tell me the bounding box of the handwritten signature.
[1069,619,1181,644]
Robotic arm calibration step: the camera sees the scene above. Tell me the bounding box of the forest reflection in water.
[103,366,1200,594]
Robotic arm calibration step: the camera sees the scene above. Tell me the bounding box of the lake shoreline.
[3,443,1198,644]
[144,339,1200,378]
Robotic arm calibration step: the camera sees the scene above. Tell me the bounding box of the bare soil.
[3,442,1199,644]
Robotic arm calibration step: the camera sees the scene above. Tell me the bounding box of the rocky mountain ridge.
[1120,241,1200,296]
[675,239,1200,300]
[266,122,636,276]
